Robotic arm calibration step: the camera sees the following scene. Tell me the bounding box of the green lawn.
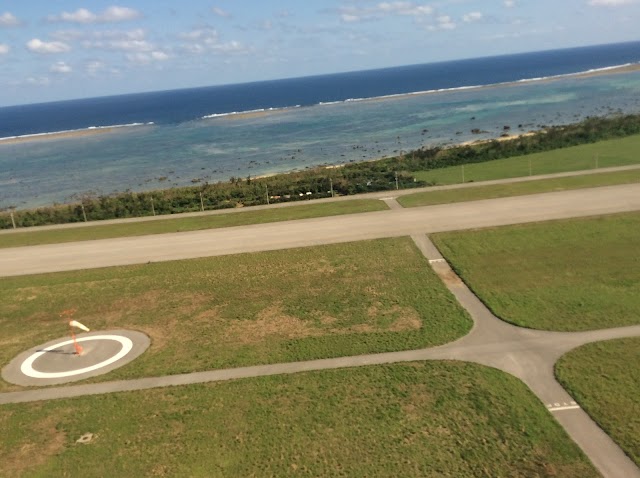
[0,238,471,392]
[0,199,387,249]
[414,134,640,185]
[0,362,597,477]
[431,212,640,331]
[556,338,640,467]
[398,169,640,208]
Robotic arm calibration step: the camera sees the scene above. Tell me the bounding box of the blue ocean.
[2,41,640,209]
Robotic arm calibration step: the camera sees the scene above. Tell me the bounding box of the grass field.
[398,169,640,208]
[0,362,597,477]
[556,338,640,467]
[414,134,640,185]
[431,212,640,331]
[0,199,387,249]
[0,238,471,392]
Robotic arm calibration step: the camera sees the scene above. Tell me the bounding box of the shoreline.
[2,63,639,144]
[0,122,153,146]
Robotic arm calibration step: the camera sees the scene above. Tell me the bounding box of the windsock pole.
[60,309,89,356]
[69,324,83,355]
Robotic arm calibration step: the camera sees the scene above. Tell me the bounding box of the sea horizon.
[2,40,640,210]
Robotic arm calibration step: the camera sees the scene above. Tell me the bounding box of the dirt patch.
[142,304,223,350]
[365,304,422,332]
[1,415,67,477]
[224,304,323,345]
[401,387,435,420]
[436,268,464,286]
[320,316,338,325]
[388,314,422,331]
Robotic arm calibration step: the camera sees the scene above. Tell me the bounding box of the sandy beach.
[0,123,152,146]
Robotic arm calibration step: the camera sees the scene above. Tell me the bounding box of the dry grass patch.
[0,409,69,478]
[225,304,323,345]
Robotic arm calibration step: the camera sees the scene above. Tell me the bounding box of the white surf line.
[429,258,446,263]
[547,401,581,412]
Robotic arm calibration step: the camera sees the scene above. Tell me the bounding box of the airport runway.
[1,183,639,277]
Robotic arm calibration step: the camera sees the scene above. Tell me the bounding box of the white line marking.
[429,258,446,263]
[21,335,133,379]
[548,405,581,412]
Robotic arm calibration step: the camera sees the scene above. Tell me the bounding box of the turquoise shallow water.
[2,70,640,209]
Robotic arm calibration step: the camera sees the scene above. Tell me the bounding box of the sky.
[0,0,638,106]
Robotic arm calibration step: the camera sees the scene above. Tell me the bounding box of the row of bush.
[2,113,640,229]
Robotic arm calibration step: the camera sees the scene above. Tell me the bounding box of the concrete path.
[379,196,403,210]
[2,183,640,277]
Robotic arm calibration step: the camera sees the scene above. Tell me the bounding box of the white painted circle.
[20,335,134,379]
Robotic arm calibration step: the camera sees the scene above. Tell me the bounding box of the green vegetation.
[0,362,597,477]
[3,114,640,229]
[556,338,640,467]
[398,168,640,208]
[415,134,640,185]
[0,199,386,249]
[0,166,419,229]
[0,238,471,392]
[432,212,640,331]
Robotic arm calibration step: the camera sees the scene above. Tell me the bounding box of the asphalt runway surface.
[1,183,639,277]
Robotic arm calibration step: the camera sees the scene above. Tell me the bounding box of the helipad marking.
[20,335,133,379]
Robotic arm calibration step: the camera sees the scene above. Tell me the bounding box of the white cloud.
[48,6,141,24]
[126,50,170,64]
[26,76,51,86]
[50,61,72,74]
[26,38,71,54]
[341,14,361,23]
[378,2,433,16]
[425,15,456,31]
[463,12,483,23]
[97,39,154,52]
[212,7,231,18]
[588,0,635,4]
[102,6,141,22]
[0,44,9,54]
[63,28,146,42]
[504,0,516,7]
[179,28,249,55]
[0,11,21,26]
[437,15,456,29]
[335,2,433,23]
[58,8,97,24]
[85,60,107,75]
[82,29,158,53]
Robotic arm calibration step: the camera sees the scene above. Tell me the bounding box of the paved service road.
[1,183,640,277]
